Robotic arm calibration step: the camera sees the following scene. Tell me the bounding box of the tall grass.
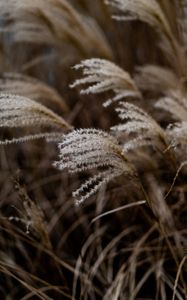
[0,0,186,299]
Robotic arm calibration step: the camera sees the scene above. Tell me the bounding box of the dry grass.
[0,0,187,299]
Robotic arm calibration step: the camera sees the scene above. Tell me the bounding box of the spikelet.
[0,93,70,145]
[0,0,112,58]
[70,58,141,107]
[105,0,187,77]
[0,72,68,112]
[111,102,167,152]
[53,129,136,205]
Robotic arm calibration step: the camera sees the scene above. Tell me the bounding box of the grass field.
[0,1,186,299]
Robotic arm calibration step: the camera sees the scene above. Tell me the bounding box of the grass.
[0,0,187,299]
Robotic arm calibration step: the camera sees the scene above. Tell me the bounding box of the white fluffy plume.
[54,129,136,205]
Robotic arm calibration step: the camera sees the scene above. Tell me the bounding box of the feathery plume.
[71,58,141,107]
[167,121,187,149]
[111,102,167,152]
[53,129,136,205]
[0,0,112,58]
[0,72,68,112]
[0,93,70,145]
[155,91,187,121]
[105,0,187,77]
[105,0,171,30]
[135,65,184,96]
